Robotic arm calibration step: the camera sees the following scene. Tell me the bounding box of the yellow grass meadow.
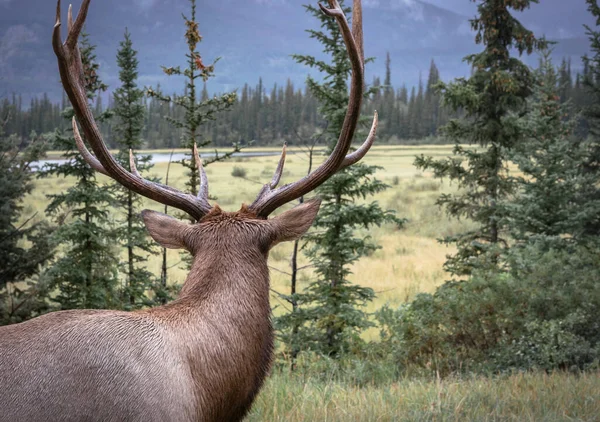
[26,145,467,316]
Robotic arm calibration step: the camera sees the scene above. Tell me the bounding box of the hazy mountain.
[0,0,593,104]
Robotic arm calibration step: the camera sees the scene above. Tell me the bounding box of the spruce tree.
[112,29,158,309]
[277,1,402,358]
[508,50,598,247]
[41,33,121,310]
[0,118,54,324]
[147,0,239,207]
[382,52,396,137]
[558,57,573,103]
[423,59,441,137]
[414,0,546,276]
[581,0,600,237]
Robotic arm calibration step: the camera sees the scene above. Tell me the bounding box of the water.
[34,151,283,168]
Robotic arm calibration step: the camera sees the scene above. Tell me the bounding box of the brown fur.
[0,199,321,422]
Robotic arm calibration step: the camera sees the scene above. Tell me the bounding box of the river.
[34,151,283,168]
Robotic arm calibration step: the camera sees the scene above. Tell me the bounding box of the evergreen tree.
[112,29,158,309]
[0,115,54,324]
[147,0,239,207]
[277,0,402,358]
[558,57,573,103]
[423,59,441,136]
[382,52,396,135]
[415,0,546,276]
[508,50,598,247]
[407,85,418,139]
[41,33,121,310]
[581,0,600,237]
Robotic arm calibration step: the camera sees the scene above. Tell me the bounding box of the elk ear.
[142,210,188,250]
[268,199,321,245]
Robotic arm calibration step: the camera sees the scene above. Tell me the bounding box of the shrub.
[376,245,600,375]
[231,166,247,178]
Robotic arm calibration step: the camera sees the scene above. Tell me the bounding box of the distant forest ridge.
[0,56,589,149]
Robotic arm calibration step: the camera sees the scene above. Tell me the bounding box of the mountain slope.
[0,0,591,103]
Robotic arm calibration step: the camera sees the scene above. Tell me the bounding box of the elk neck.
[179,244,271,309]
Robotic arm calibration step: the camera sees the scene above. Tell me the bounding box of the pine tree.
[147,0,239,207]
[382,52,396,136]
[581,0,600,237]
[415,0,546,276]
[508,50,599,247]
[277,0,402,358]
[112,29,158,309]
[558,57,573,103]
[41,33,121,310]
[423,59,441,136]
[0,114,54,324]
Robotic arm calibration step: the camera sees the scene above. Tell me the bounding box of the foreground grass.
[248,371,600,421]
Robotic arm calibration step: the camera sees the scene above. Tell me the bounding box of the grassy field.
[27,145,472,316]
[24,145,599,421]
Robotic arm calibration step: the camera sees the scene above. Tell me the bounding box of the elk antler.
[248,0,378,218]
[53,0,211,221]
[54,0,376,221]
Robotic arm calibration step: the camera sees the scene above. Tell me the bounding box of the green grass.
[249,371,600,421]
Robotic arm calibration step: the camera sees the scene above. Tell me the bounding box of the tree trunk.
[128,189,135,306]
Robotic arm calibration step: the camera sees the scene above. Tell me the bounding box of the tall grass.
[249,370,600,421]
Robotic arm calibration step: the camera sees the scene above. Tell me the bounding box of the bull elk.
[0,0,378,420]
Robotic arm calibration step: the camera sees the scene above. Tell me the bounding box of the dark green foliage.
[581,0,600,237]
[0,94,65,142]
[231,166,247,179]
[40,33,121,310]
[376,245,600,375]
[507,51,600,248]
[276,1,403,359]
[375,41,600,377]
[146,0,239,201]
[0,121,54,324]
[415,0,546,276]
[112,30,158,309]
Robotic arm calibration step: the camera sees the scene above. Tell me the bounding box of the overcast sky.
[0,0,596,102]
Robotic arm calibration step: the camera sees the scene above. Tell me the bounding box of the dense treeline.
[3,54,594,147]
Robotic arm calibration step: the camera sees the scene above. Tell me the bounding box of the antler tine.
[339,111,377,170]
[54,0,211,221]
[193,143,209,202]
[248,0,367,218]
[67,4,73,31]
[65,0,89,51]
[270,143,287,189]
[73,117,110,177]
[129,149,140,177]
[52,0,64,58]
[318,1,343,17]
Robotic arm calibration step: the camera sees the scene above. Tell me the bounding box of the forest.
[0,55,591,148]
[1,0,600,420]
